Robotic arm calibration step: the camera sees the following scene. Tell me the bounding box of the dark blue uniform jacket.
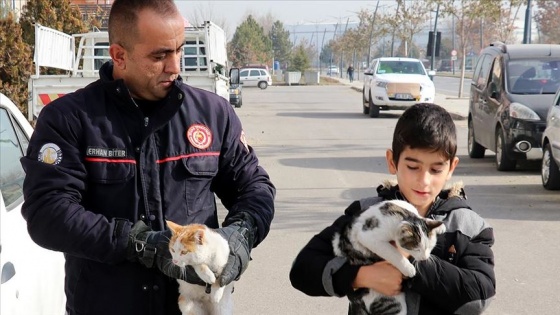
[21,63,275,315]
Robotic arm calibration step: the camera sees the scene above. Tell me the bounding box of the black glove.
[216,212,257,286]
[127,220,205,286]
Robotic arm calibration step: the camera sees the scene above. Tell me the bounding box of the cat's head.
[166,220,207,267]
[397,217,446,261]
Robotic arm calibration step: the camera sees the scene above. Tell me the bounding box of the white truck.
[28,21,239,121]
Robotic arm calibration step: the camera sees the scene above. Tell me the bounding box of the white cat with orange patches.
[166,221,234,315]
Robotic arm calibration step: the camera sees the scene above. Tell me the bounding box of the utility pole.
[430,3,440,76]
[391,1,400,57]
[452,15,455,75]
[340,17,349,78]
[367,0,380,68]
[523,0,532,44]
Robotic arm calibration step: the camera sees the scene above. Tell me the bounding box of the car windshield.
[376,60,426,75]
[508,59,560,94]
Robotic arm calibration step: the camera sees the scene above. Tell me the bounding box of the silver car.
[542,90,560,190]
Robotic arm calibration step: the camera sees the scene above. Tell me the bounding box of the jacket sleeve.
[211,101,275,246]
[20,101,131,264]
[289,204,361,297]
[408,210,496,314]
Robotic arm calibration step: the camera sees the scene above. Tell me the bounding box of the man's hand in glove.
[216,212,257,286]
[127,220,205,286]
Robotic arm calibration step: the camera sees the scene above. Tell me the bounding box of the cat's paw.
[195,265,217,284]
[401,263,416,278]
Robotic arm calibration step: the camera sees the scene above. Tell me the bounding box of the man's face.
[111,9,185,100]
[386,146,459,216]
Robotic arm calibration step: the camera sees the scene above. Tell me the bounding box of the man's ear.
[109,43,126,70]
[386,149,397,174]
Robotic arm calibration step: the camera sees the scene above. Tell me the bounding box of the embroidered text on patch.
[38,143,63,165]
[187,124,212,150]
[86,147,127,158]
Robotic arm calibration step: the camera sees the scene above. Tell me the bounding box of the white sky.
[174,0,392,31]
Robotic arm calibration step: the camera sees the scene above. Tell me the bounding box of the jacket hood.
[376,180,470,215]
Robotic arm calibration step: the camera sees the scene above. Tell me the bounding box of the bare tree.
[434,0,502,97]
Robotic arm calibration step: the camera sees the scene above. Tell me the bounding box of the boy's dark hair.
[108,0,179,48]
[392,103,457,165]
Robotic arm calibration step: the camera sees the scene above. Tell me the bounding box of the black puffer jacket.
[290,182,495,314]
[21,62,275,315]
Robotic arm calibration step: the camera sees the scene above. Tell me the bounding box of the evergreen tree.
[289,44,310,73]
[0,12,33,116]
[19,0,88,48]
[228,15,272,67]
[269,21,292,68]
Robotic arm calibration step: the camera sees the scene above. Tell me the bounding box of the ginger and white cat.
[332,199,447,315]
[166,221,234,315]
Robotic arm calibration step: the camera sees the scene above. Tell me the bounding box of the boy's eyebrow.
[403,157,448,166]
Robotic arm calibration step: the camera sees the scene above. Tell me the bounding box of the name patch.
[86,147,127,158]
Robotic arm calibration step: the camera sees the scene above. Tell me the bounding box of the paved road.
[225,84,560,315]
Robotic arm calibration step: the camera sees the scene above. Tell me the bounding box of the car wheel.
[368,91,379,118]
[468,118,485,158]
[495,128,516,171]
[362,88,369,115]
[542,143,560,190]
[258,81,268,89]
[235,99,242,108]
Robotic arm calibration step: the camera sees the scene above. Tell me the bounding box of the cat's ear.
[399,221,414,237]
[426,220,446,234]
[195,229,205,245]
[166,220,181,233]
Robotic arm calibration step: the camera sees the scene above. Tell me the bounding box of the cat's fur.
[332,199,446,315]
[167,221,234,315]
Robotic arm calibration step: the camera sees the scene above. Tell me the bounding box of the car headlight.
[230,88,239,95]
[420,81,434,91]
[509,102,540,121]
[376,81,389,88]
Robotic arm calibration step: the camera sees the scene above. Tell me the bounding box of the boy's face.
[386,146,459,217]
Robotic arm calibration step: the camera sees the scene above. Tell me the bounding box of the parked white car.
[0,92,66,315]
[327,65,340,76]
[362,57,436,117]
[240,67,272,89]
[542,89,560,190]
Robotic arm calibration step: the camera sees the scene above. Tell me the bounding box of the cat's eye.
[180,250,188,255]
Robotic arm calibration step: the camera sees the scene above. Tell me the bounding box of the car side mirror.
[229,68,240,85]
[489,82,500,100]
[1,262,16,284]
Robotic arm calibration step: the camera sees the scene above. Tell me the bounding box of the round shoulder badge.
[186,124,212,150]
[38,143,63,165]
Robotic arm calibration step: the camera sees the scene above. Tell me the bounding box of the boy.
[289,103,495,314]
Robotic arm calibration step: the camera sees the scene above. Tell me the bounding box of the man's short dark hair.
[392,103,457,165]
[108,0,179,48]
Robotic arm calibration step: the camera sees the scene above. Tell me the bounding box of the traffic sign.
[451,49,457,56]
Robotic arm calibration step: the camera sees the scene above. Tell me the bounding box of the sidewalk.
[328,76,469,120]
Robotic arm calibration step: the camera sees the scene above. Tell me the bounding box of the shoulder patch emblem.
[38,143,63,165]
[187,124,212,150]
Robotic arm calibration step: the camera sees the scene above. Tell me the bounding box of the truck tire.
[368,91,379,118]
[362,89,369,115]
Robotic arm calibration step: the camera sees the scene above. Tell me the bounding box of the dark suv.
[468,42,560,171]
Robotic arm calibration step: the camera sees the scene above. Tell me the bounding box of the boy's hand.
[352,261,403,296]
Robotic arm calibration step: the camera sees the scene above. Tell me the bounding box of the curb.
[349,85,467,121]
